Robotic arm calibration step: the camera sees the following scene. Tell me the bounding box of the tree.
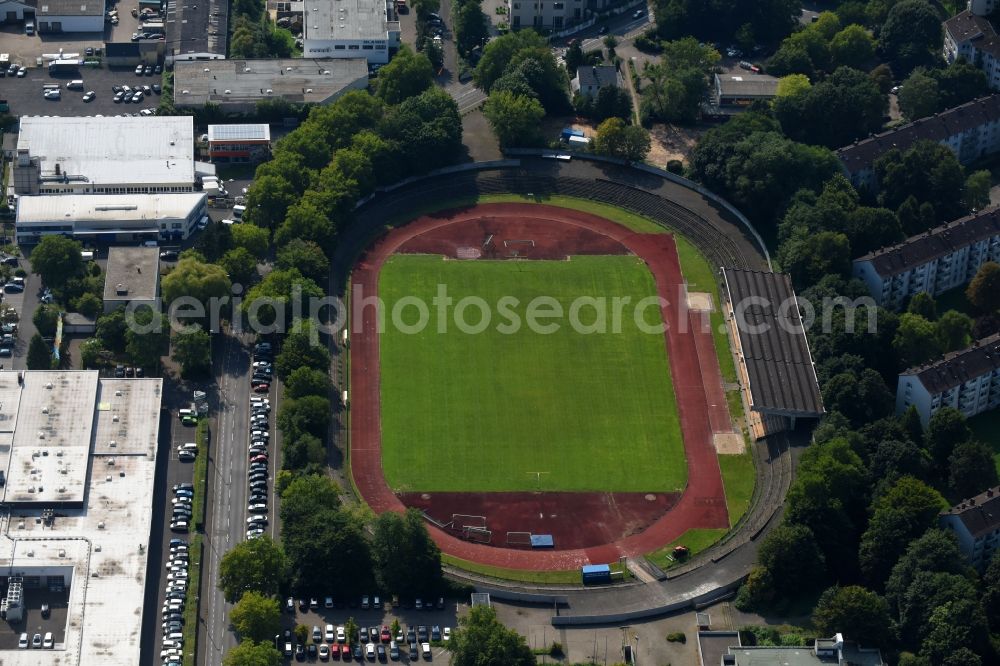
[775,73,811,98]
[223,641,282,666]
[565,41,584,75]
[277,240,331,284]
[230,223,271,259]
[482,90,545,148]
[376,45,434,104]
[935,58,989,109]
[592,117,651,161]
[451,606,535,666]
[96,307,128,352]
[285,366,332,399]
[893,313,943,367]
[275,319,332,380]
[967,262,1000,313]
[29,235,84,289]
[474,30,548,92]
[859,476,947,586]
[279,474,341,528]
[878,141,967,221]
[964,169,992,212]
[907,292,937,321]
[830,24,874,69]
[220,247,259,287]
[243,174,299,231]
[885,528,972,615]
[757,524,826,598]
[32,305,60,338]
[161,257,233,313]
[278,395,332,440]
[243,268,325,329]
[79,338,108,369]
[172,329,212,378]
[879,0,943,76]
[27,333,52,370]
[898,69,940,121]
[777,230,851,287]
[218,536,288,602]
[949,440,998,499]
[812,586,893,647]
[274,200,339,254]
[936,310,973,352]
[283,508,374,597]
[411,0,439,17]
[452,0,489,58]
[125,309,169,369]
[774,67,885,148]
[73,292,103,318]
[230,591,282,642]
[981,551,1000,626]
[372,509,443,599]
[926,407,972,470]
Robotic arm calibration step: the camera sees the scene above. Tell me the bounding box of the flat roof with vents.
[303,0,388,41]
[103,246,160,304]
[0,370,163,666]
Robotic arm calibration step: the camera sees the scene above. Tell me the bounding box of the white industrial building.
[13,116,197,195]
[836,95,1000,191]
[15,192,208,244]
[0,0,33,22]
[896,332,1000,425]
[301,0,399,63]
[852,207,1000,308]
[0,370,162,666]
[34,0,104,32]
[944,0,1000,89]
[173,58,369,112]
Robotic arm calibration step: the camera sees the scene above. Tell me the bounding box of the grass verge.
[442,554,630,584]
[719,451,755,524]
[181,534,204,666]
[192,420,209,530]
[644,527,728,570]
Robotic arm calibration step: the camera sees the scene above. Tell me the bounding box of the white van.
[179,442,198,452]
[80,250,94,261]
[232,205,246,219]
[178,408,193,419]
[66,80,84,89]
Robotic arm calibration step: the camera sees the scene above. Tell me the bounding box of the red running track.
[350,203,730,570]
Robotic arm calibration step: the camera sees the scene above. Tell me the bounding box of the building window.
[553,1,563,7]
[553,15,562,26]
[363,44,373,49]
[348,44,360,49]
[335,45,346,49]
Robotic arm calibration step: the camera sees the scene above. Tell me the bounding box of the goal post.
[452,514,487,530]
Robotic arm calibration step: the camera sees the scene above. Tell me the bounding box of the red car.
[380,626,391,643]
[340,644,350,659]
[253,383,270,393]
[250,454,268,463]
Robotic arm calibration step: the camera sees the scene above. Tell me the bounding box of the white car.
[167,571,188,581]
[18,633,27,649]
[443,627,451,641]
[336,626,346,643]
[325,624,335,642]
[43,89,60,100]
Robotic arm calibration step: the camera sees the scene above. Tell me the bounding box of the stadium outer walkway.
[331,156,797,623]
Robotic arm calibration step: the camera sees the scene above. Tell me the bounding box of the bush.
[549,642,564,657]
[666,632,686,643]
[667,160,684,174]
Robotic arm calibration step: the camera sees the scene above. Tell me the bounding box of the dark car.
[377,644,386,661]
[307,644,318,659]
[408,643,418,661]
[173,484,193,493]
[114,365,125,378]
[295,643,306,661]
[160,250,178,261]
[41,603,50,618]
[299,598,309,611]
[353,644,363,660]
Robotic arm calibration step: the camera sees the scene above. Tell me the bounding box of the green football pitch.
[377,255,686,493]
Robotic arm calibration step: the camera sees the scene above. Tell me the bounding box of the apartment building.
[896,332,1000,425]
[836,95,1000,191]
[853,207,1000,307]
[507,0,615,31]
[944,0,1000,89]
[941,485,1000,571]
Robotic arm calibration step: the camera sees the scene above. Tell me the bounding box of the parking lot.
[286,598,456,663]
[0,62,164,117]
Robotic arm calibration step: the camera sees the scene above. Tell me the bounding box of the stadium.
[345,156,822,573]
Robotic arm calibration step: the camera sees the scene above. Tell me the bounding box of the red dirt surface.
[398,491,681,551]
[350,203,731,570]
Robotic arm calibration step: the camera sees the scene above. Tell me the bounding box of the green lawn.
[379,255,685,493]
[719,451,755,524]
[645,527,729,569]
